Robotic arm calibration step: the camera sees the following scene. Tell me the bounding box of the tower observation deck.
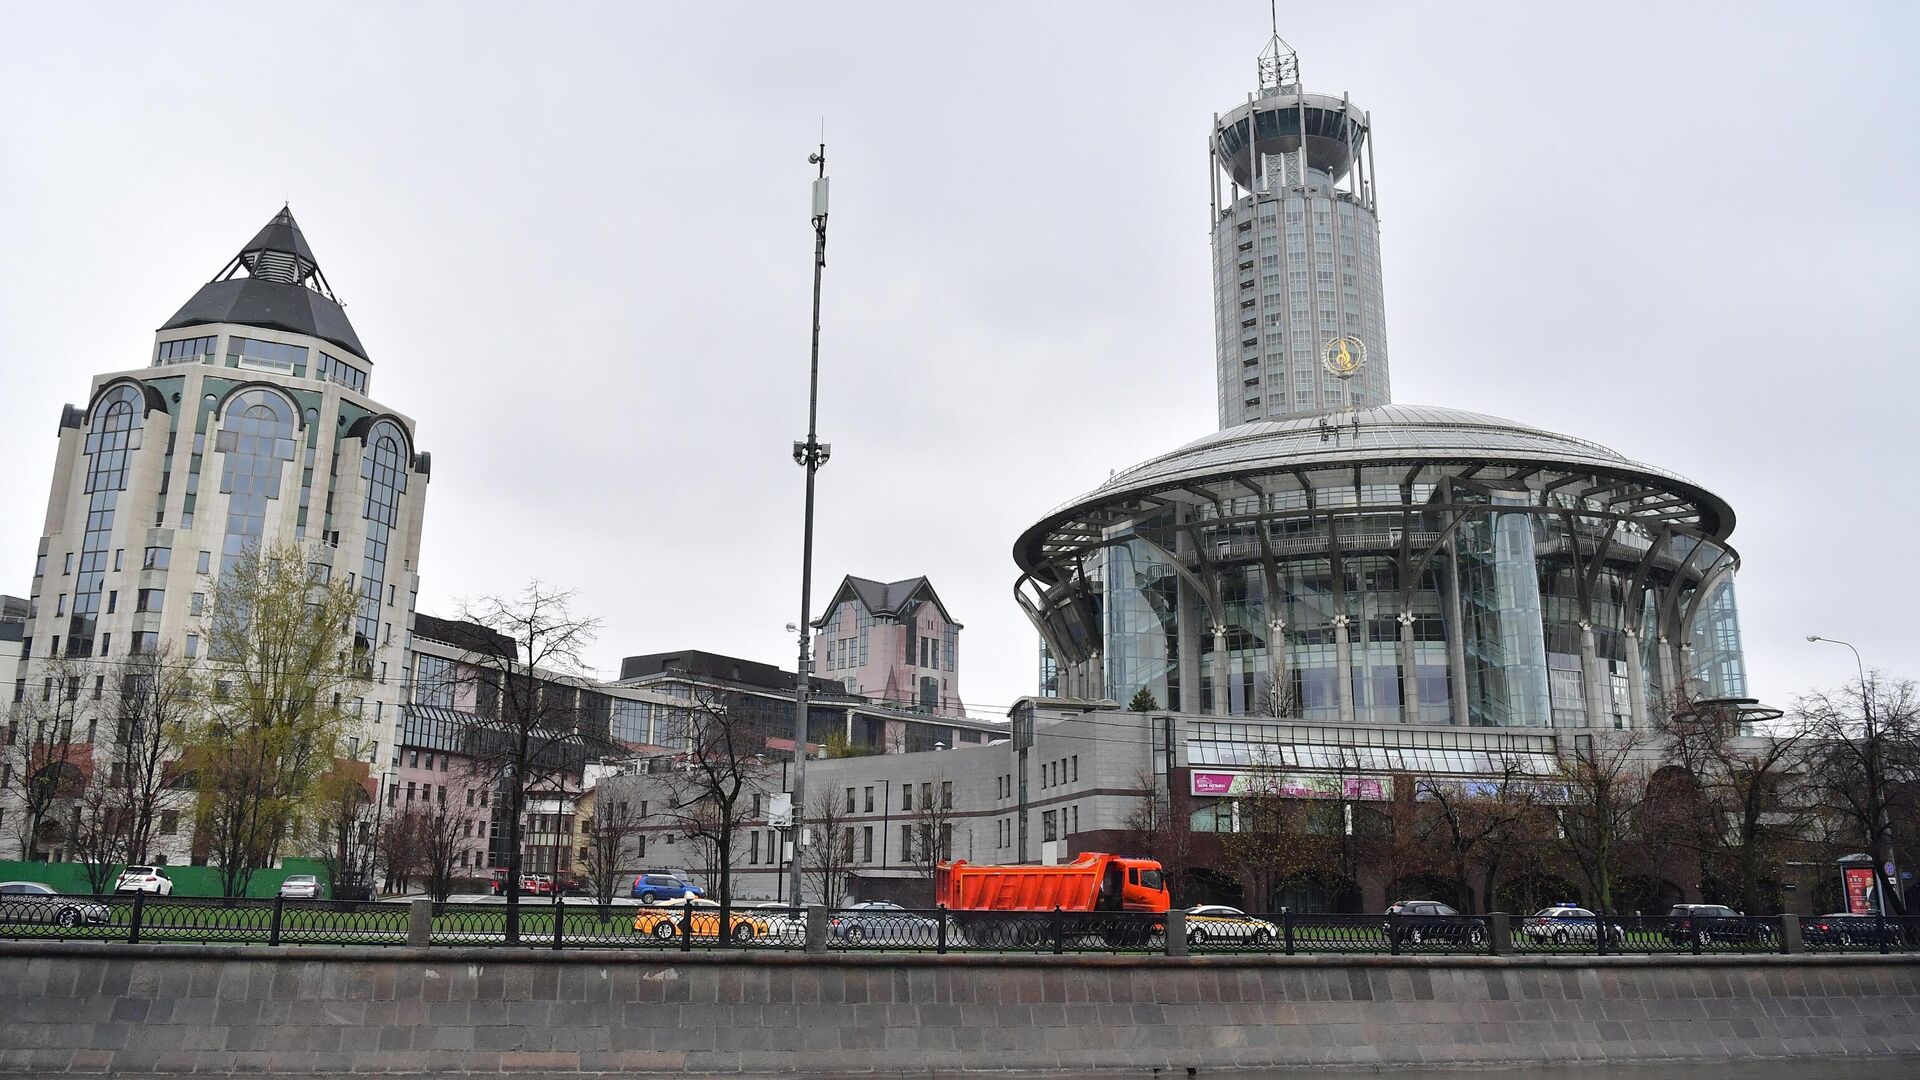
[1211,31,1388,428]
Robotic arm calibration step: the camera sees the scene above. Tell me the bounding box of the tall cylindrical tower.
[1211,33,1389,428]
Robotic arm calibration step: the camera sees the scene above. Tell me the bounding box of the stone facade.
[2,942,1916,1075]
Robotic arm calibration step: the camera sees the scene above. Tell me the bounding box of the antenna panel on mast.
[1258,3,1299,94]
[1258,35,1300,94]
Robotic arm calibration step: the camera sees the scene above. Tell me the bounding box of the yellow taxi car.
[633,897,770,943]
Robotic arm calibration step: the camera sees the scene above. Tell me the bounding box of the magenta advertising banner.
[1188,770,1391,800]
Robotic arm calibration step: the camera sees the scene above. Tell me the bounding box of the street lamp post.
[1807,634,1898,916]
[788,145,832,907]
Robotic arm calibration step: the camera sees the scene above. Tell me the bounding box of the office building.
[6,208,430,859]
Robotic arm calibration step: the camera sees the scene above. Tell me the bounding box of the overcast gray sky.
[3,2,1915,718]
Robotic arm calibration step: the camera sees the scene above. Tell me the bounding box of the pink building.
[812,576,963,716]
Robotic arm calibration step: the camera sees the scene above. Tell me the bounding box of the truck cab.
[1096,857,1169,912]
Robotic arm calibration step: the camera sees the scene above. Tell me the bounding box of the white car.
[1184,905,1281,946]
[113,866,174,896]
[1520,906,1623,945]
[277,875,323,900]
[748,902,807,943]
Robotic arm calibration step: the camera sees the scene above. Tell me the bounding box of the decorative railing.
[3,896,1915,959]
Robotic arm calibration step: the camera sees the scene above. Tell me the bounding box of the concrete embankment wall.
[2,943,1917,1075]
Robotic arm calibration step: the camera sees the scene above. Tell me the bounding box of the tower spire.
[1258,2,1300,94]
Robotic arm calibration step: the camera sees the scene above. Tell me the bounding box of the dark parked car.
[1383,900,1486,948]
[1663,904,1773,947]
[333,875,377,902]
[1803,912,1902,948]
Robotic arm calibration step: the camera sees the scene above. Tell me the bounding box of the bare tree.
[1554,731,1652,917]
[418,797,470,903]
[67,775,132,894]
[304,759,382,898]
[905,775,961,892]
[112,647,194,864]
[1216,764,1341,912]
[4,654,93,860]
[657,689,776,937]
[450,581,604,941]
[186,543,365,897]
[1260,671,1297,719]
[1796,674,1919,915]
[1415,760,1546,913]
[1121,771,1194,904]
[800,790,853,909]
[578,794,647,918]
[1654,694,1813,912]
[379,804,430,895]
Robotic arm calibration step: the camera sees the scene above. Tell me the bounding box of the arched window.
[67,385,147,655]
[215,388,297,576]
[356,420,409,646]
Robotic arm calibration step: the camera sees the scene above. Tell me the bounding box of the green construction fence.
[0,858,330,897]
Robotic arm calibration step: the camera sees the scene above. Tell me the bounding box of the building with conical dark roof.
[8,208,429,862]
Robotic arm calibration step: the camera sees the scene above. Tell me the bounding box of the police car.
[1520,904,1623,946]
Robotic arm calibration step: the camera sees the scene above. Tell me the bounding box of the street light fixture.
[1806,633,1896,916]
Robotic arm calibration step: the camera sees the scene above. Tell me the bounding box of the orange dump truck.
[935,852,1169,946]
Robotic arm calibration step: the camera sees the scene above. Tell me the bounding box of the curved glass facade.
[66,384,146,656]
[356,420,408,648]
[1017,414,1746,729]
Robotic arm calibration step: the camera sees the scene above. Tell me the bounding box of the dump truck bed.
[936,852,1119,912]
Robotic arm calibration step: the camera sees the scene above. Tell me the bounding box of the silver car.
[278,874,323,900]
[0,882,112,928]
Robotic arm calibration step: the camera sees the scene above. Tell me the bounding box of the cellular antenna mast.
[788,142,831,906]
[1257,1,1300,93]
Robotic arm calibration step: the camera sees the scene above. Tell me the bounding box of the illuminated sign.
[1844,866,1878,915]
[1189,770,1390,801]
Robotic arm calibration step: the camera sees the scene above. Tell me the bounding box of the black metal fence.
[4,894,1917,958]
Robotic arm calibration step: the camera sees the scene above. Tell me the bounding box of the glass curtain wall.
[215,389,297,577]
[1103,539,1181,712]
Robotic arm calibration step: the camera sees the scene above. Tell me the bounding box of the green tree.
[1127,688,1160,713]
[186,543,365,897]
[822,732,875,759]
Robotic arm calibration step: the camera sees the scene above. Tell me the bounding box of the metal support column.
[1622,628,1649,729]
[1332,615,1356,725]
[1399,612,1419,725]
[1579,621,1608,729]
